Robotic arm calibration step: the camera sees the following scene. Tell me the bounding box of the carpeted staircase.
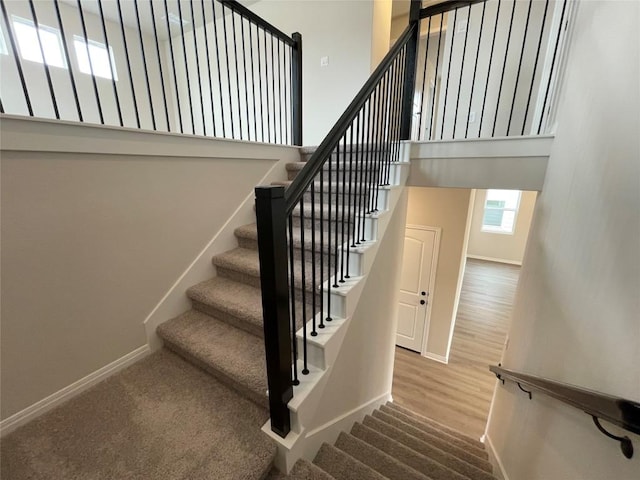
[1,146,496,480]
[273,402,495,480]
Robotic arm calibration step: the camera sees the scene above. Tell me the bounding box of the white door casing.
[396,225,440,354]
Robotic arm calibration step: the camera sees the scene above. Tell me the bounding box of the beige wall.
[0,117,297,421]
[467,189,537,264]
[371,0,393,69]
[405,186,472,359]
[486,1,640,478]
[250,0,376,145]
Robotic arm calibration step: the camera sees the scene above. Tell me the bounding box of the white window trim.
[11,15,67,68]
[481,190,522,235]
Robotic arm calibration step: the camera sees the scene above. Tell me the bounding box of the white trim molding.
[466,254,522,266]
[421,351,448,364]
[0,345,150,437]
[483,434,510,480]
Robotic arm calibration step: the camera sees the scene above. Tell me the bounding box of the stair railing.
[491,365,640,459]
[255,8,420,435]
[0,0,301,145]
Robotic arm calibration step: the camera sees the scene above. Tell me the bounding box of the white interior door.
[396,226,439,353]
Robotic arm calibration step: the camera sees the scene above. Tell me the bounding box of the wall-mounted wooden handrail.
[490,365,640,459]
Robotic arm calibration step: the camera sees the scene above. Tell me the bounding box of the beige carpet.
[0,349,275,480]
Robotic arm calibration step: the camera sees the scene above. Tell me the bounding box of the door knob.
[420,300,426,305]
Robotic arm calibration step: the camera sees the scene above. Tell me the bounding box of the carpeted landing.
[0,349,275,480]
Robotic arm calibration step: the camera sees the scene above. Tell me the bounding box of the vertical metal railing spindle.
[492,0,517,136]
[231,11,243,138]
[298,197,309,375]
[466,0,486,138]
[452,4,471,138]
[134,0,156,130]
[80,0,104,124]
[339,133,348,283]
[177,0,195,134]
[440,7,457,139]
[287,217,299,385]
[428,14,444,140]
[151,0,170,131]
[506,0,533,135]
[53,0,82,121]
[345,121,355,279]
[241,17,250,140]
[97,0,122,126]
[28,0,59,119]
[211,0,225,137]
[479,0,501,136]
[417,16,432,140]
[189,0,205,135]
[310,180,317,337]
[163,0,181,132]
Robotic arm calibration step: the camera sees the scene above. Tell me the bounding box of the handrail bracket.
[592,416,634,459]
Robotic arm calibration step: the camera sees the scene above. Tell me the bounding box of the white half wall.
[0,116,298,421]
[485,1,640,478]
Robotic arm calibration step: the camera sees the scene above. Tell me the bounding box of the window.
[12,16,66,68]
[481,190,522,234]
[73,36,117,80]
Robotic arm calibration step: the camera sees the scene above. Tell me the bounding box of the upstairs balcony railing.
[0,0,301,145]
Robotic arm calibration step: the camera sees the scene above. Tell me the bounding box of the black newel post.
[291,32,303,146]
[255,186,293,438]
[400,0,421,140]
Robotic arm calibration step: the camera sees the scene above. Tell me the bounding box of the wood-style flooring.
[391,258,520,439]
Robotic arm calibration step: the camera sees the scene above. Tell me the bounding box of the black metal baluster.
[453,4,472,139]
[372,78,386,213]
[211,0,225,137]
[479,0,500,137]
[231,11,243,138]
[241,17,250,140]
[353,108,364,246]
[249,22,258,141]
[97,0,122,125]
[284,45,290,144]
[345,121,355,279]
[0,97,3,113]
[189,0,205,134]
[133,0,156,130]
[287,217,299,385]
[277,40,284,144]
[299,197,309,375]
[151,0,171,131]
[119,0,140,128]
[440,7,458,139]
[333,141,341,288]
[326,149,332,322]
[506,0,533,136]
[386,59,400,185]
[164,0,182,132]
[538,0,568,134]
[417,16,432,140]
[270,33,277,143]
[53,0,81,121]
[221,3,235,137]
[319,158,325,329]
[492,0,517,136]
[263,29,271,142]
[81,0,104,124]
[28,0,59,119]
[428,14,444,140]
[256,25,265,141]
[1,0,31,116]
[339,133,348,283]
[310,181,317,336]
[466,1,486,138]
[177,0,195,134]
[522,0,550,135]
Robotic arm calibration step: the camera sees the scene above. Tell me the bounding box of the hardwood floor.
[391,258,520,439]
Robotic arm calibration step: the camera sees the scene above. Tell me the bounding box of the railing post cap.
[255,185,285,199]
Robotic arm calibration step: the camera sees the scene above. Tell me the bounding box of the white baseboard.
[466,255,522,266]
[421,351,448,364]
[484,434,510,480]
[0,345,150,437]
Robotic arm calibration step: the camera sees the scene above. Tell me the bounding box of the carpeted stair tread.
[157,310,268,408]
[379,405,488,460]
[287,459,337,479]
[362,415,494,480]
[187,276,264,337]
[313,443,387,480]
[350,423,469,480]
[334,432,431,480]
[0,349,275,480]
[235,223,334,253]
[386,403,485,450]
[371,410,492,472]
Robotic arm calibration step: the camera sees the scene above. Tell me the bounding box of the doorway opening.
[392,187,537,438]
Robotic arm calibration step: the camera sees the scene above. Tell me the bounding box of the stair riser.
[295,188,389,211]
[290,169,390,184]
[300,149,395,163]
[290,216,378,242]
[191,300,263,338]
[237,236,338,267]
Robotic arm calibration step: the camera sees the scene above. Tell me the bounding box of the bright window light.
[73,36,117,80]
[481,189,522,234]
[0,25,8,55]
[12,16,66,68]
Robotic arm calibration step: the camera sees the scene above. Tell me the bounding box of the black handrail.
[283,23,416,212]
[219,0,295,47]
[491,365,640,459]
[420,0,485,19]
